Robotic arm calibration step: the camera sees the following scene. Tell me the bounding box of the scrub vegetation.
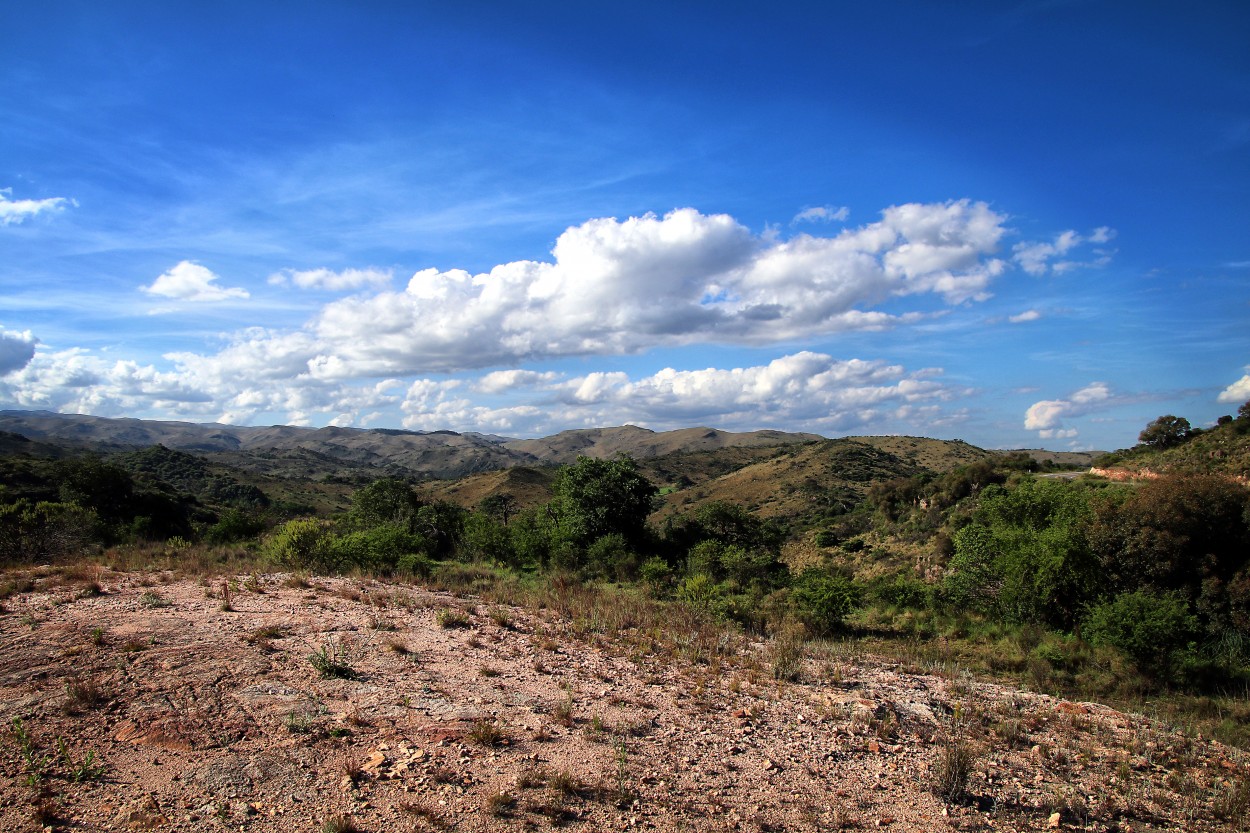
[2,403,1250,750]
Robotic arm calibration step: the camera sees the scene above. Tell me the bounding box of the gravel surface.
[0,568,1245,832]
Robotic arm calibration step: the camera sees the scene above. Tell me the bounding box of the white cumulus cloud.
[1024,381,1115,437]
[142,261,250,303]
[0,203,1109,434]
[0,188,72,226]
[1012,227,1116,276]
[0,327,38,375]
[294,200,1013,378]
[1008,309,1041,323]
[1218,367,1250,404]
[474,369,562,394]
[396,352,961,436]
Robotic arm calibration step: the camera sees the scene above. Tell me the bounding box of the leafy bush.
[262,519,338,572]
[328,525,429,573]
[0,500,100,562]
[676,573,729,617]
[789,568,860,636]
[943,479,1097,628]
[584,533,639,582]
[204,508,267,544]
[1084,589,1198,680]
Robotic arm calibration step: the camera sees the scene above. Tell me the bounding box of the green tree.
[263,519,338,573]
[347,478,423,531]
[1137,415,1192,449]
[1086,473,1250,639]
[478,493,518,525]
[549,456,657,548]
[55,458,135,525]
[461,511,515,566]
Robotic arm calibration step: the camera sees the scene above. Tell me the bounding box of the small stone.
[1048,811,1061,828]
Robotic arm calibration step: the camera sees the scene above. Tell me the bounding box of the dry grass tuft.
[62,678,105,714]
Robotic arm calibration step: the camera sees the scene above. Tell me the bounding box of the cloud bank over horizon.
[0,200,1109,438]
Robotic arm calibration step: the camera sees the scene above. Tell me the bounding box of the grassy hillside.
[1094,416,1250,479]
[652,436,994,532]
[421,465,557,511]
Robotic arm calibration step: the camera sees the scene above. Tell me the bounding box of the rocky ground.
[0,567,1246,832]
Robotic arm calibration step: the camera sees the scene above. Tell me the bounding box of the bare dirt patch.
[0,569,1245,832]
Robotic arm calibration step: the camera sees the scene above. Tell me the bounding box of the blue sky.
[1,1,1248,450]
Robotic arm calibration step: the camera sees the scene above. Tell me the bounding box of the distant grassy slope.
[652,436,996,531]
[421,465,557,510]
[501,425,821,465]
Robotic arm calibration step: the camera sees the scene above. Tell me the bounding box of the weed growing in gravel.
[436,608,471,629]
[367,614,397,631]
[468,719,509,747]
[486,791,517,817]
[31,799,64,827]
[339,758,363,786]
[78,580,105,598]
[244,624,287,652]
[400,800,449,828]
[612,736,636,807]
[1214,775,1250,821]
[309,642,358,680]
[88,626,105,646]
[384,637,413,657]
[57,738,106,782]
[10,718,53,786]
[8,718,106,786]
[933,704,979,803]
[770,625,805,681]
[283,709,319,734]
[516,766,549,789]
[488,607,514,629]
[553,690,575,727]
[321,815,360,833]
[139,591,171,608]
[283,573,312,589]
[550,769,585,797]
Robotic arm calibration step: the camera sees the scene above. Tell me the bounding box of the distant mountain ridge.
[0,410,824,480]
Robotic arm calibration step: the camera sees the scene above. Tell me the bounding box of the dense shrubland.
[4,406,1250,744]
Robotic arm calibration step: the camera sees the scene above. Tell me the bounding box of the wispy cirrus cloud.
[0,188,74,226]
[791,205,849,225]
[268,267,392,291]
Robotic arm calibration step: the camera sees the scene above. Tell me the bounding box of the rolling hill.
[0,411,818,481]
